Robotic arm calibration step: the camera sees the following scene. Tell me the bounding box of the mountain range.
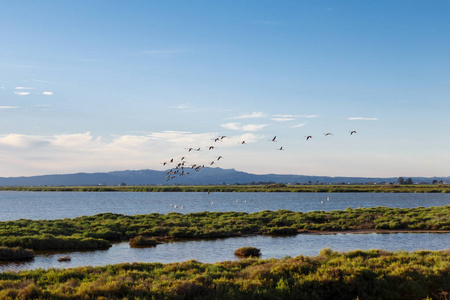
[0,168,448,186]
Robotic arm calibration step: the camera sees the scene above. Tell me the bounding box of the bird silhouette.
[277,146,284,151]
[350,131,357,135]
[269,136,277,142]
[324,133,333,136]
[306,136,312,140]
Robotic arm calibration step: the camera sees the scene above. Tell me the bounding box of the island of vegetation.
[1,183,450,193]
[0,249,449,299]
[1,206,448,252]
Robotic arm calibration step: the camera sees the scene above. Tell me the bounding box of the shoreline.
[303,229,450,235]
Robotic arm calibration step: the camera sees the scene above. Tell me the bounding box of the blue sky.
[0,1,449,178]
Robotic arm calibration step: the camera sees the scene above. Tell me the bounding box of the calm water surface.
[0,191,449,221]
[1,233,448,272]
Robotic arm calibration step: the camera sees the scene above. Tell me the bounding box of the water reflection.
[1,233,448,272]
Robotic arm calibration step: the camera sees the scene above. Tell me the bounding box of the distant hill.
[0,168,448,186]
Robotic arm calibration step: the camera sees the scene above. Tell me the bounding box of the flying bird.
[350,131,357,135]
[324,133,333,136]
[277,146,284,151]
[306,136,312,140]
[269,136,277,142]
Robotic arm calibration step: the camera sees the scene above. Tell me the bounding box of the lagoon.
[1,191,449,221]
[1,232,448,272]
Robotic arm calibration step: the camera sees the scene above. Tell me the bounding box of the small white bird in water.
[327,197,330,201]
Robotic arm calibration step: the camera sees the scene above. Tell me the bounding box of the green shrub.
[234,247,261,257]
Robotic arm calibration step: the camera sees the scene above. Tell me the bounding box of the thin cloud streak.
[14,92,30,96]
[291,123,307,128]
[271,117,295,122]
[232,112,267,119]
[242,124,268,131]
[274,114,319,118]
[0,106,20,109]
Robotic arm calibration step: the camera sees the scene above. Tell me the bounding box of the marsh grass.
[0,206,448,251]
[0,246,34,261]
[0,249,448,299]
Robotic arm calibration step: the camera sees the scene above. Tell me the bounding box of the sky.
[0,0,449,178]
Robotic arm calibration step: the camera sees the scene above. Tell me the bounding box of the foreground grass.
[2,184,450,193]
[0,249,449,299]
[1,206,449,251]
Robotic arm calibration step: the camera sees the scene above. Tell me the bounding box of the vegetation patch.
[129,236,160,247]
[0,206,448,251]
[234,246,261,258]
[0,246,34,261]
[0,249,448,299]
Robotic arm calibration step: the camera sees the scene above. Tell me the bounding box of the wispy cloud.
[242,124,268,131]
[274,114,320,119]
[221,123,241,130]
[291,123,307,128]
[347,117,379,121]
[30,79,58,84]
[42,92,53,95]
[14,92,30,96]
[0,106,20,109]
[232,112,267,119]
[15,87,35,90]
[221,122,267,131]
[170,104,192,109]
[271,117,295,122]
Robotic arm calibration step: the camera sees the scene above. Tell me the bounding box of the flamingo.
[240,141,246,144]
[306,136,312,140]
[217,156,223,161]
[350,131,357,135]
[269,136,277,142]
[277,146,284,151]
[324,133,333,136]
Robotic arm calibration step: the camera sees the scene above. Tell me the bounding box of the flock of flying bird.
[162,131,357,182]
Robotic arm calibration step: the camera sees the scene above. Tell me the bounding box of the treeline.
[0,249,449,299]
[1,206,449,251]
[1,184,450,193]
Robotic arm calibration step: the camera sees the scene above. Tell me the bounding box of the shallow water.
[1,232,448,272]
[0,191,449,221]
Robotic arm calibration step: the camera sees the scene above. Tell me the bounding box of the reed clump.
[234,246,261,258]
[129,236,160,247]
